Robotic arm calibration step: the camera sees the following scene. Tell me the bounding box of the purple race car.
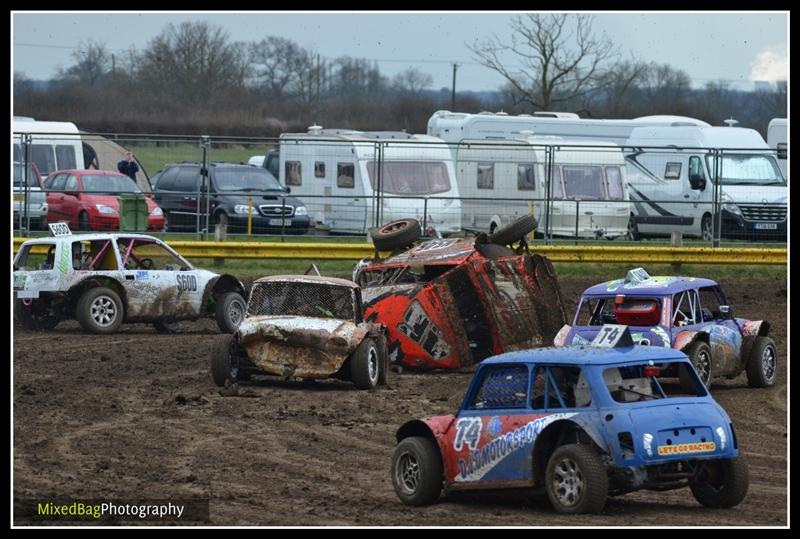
[554,268,777,389]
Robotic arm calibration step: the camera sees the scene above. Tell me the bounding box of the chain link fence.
[13,130,787,246]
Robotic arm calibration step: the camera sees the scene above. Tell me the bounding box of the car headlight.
[96,204,118,215]
[720,193,742,216]
[233,204,257,215]
[294,206,308,216]
[150,207,163,216]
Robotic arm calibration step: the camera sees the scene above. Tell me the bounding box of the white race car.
[13,224,247,334]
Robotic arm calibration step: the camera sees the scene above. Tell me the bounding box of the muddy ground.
[13,275,787,526]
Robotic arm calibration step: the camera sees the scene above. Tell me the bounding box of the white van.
[13,117,84,176]
[277,127,461,235]
[767,118,787,180]
[625,125,787,240]
[454,136,630,239]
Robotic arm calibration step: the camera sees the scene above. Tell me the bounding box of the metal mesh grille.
[739,204,787,222]
[247,282,355,319]
[474,366,529,409]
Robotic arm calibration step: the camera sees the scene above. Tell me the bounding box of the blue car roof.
[582,276,718,297]
[484,345,688,366]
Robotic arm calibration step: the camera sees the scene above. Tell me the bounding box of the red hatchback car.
[43,169,165,232]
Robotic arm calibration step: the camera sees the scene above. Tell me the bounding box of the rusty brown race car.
[210,275,388,390]
[354,216,567,371]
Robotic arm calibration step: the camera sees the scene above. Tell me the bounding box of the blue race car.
[391,326,748,514]
[554,268,777,389]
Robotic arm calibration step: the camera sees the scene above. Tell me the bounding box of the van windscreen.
[367,161,451,195]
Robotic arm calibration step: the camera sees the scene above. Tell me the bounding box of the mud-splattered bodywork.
[236,276,384,380]
[359,238,567,370]
[555,272,771,380]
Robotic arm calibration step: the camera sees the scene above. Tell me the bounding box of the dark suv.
[152,162,310,234]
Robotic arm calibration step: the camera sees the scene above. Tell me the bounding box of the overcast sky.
[12,11,789,92]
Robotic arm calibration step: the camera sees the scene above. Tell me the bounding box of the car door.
[698,285,742,375]
[44,173,69,222]
[61,174,82,227]
[171,166,202,230]
[152,166,180,228]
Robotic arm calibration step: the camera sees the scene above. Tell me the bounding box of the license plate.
[754,223,778,230]
[268,218,292,226]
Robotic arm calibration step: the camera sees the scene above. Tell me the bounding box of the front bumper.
[720,209,787,240]
[227,213,311,233]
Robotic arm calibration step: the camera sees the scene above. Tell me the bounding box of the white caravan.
[625,125,787,239]
[13,117,84,176]
[454,136,630,239]
[277,127,461,235]
[767,118,787,180]
[427,110,709,145]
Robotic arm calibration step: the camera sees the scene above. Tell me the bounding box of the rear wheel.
[215,291,246,333]
[626,214,640,241]
[746,336,777,387]
[545,444,608,514]
[701,214,714,241]
[370,219,421,251]
[489,215,538,246]
[690,457,749,508]
[391,437,443,506]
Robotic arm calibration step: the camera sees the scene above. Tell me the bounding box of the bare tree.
[58,40,111,87]
[392,67,433,96]
[642,62,692,114]
[469,14,617,111]
[138,22,246,103]
[249,37,310,99]
[593,58,651,117]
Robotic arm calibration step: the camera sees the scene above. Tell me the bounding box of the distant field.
[127,143,273,178]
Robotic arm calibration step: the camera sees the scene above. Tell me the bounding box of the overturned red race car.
[354,216,567,371]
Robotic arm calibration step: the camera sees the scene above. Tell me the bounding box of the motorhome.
[768,118,787,180]
[427,110,709,145]
[454,136,630,239]
[625,125,786,240]
[13,117,84,176]
[277,127,461,235]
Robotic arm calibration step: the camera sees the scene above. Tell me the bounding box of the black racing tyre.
[489,215,538,246]
[690,456,749,508]
[545,444,608,514]
[210,334,241,387]
[350,338,381,390]
[680,341,713,390]
[391,436,443,506]
[215,291,246,333]
[746,336,778,387]
[76,287,124,334]
[153,321,181,334]
[14,299,60,331]
[370,219,422,251]
[78,211,91,231]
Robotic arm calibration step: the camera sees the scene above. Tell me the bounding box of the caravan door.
[331,159,368,233]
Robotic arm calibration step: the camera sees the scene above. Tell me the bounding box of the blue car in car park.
[391,325,748,514]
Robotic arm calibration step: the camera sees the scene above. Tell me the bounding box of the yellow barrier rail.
[13,238,786,265]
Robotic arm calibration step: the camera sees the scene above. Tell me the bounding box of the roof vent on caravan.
[533,112,580,119]
[307,125,323,135]
[723,117,739,127]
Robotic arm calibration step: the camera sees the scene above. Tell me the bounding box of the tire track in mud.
[13,276,787,526]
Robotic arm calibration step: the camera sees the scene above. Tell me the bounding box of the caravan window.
[286,161,302,186]
[562,166,606,200]
[337,163,355,188]
[314,161,326,178]
[56,145,77,170]
[605,167,624,200]
[664,162,682,180]
[517,164,536,191]
[31,145,56,176]
[477,163,494,189]
[366,161,451,195]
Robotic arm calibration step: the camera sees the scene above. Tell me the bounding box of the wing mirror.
[719,305,733,319]
[688,173,706,191]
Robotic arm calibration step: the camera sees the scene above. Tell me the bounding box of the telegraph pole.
[451,63,459,110]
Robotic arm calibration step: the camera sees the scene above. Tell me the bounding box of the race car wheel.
[350,338,380,390]
[680,341,713,390]
[690,456,749,508]
[76,287,124,334]
[545,444,608,514]
[210,334,241,387]
[489,215,538,246]
[14,299,60,331]
[153,321,181,334]
[370,219,421,251]
[215,292,246,333]
[391,436,443,506]
[745,336,778,387]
